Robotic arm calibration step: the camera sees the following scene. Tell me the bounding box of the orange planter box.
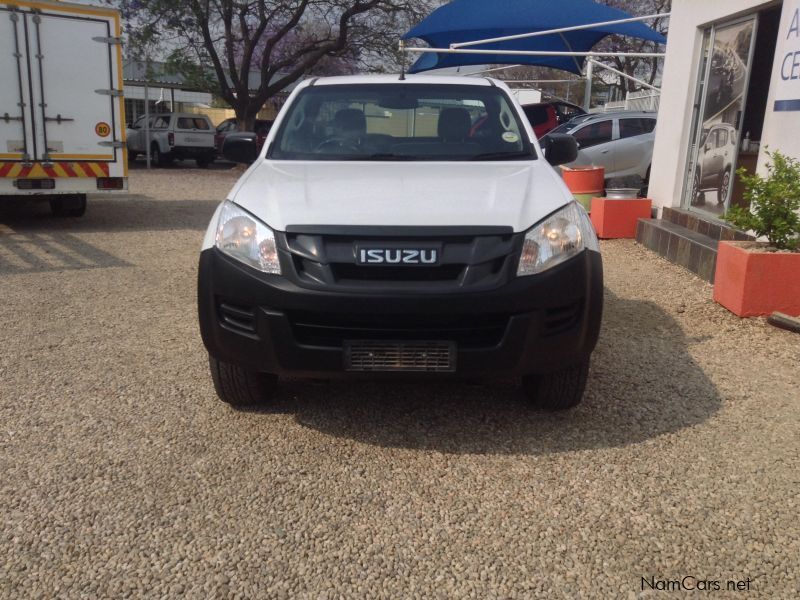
[713,241,800,317]
[590,198,652,239]
[561,166,604,194]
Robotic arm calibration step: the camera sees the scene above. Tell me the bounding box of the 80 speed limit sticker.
[95,122,111,137]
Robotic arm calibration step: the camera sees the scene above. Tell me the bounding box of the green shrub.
[724,150,800,251]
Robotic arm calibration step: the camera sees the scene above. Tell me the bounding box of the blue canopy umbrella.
[402,0,667,75]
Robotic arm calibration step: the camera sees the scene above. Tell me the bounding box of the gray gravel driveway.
[1,168,798,598]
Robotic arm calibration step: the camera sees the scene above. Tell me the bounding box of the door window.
[573,120,612,149]
[619,118,656,138]
[177,117,211,130]
[217,120,236,133]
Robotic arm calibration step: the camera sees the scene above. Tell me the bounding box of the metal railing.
[600,90,660,112]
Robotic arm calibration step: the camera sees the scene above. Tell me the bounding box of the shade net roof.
[402,0,667,75]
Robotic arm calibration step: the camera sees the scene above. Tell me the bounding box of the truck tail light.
[97,177,124,190]
[168,132,175,146]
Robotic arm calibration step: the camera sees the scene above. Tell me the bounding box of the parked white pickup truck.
[199,75,603,411]
[127,112,216,167]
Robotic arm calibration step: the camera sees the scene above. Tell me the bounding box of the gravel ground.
[1,166,798,599]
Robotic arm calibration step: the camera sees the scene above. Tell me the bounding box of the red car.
[215,118,273,155]
[521,101,586,138]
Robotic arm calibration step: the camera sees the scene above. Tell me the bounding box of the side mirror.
[542,133,578,166]
[223,132,258,164]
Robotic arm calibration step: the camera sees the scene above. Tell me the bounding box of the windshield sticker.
[502,131,519,143]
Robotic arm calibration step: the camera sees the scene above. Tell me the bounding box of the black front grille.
[280,229,520,291]
[289,311,509,349]
[330,263,465,282]
[345,340,456,372]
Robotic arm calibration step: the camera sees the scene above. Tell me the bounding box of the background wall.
[759,0,800,169]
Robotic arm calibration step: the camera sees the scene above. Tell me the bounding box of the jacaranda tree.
[114,0,431,129]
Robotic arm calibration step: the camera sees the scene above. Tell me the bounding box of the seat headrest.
[334,109,366,134]
[438,108,471,142]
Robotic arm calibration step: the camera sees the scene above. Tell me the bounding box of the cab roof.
[306,74,498,87]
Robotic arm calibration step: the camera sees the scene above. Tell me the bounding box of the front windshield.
[270,84,536,161]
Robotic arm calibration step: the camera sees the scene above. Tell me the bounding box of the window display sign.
[683,17,757,217]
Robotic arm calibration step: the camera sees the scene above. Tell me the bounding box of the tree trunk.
[233,101,259,132]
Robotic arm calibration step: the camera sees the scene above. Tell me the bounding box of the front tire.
[208,355,277,407]
[717,168,731,205]
[640,165,651,197]
[691,169,705,206]
[522,359,590,410]
[151,144,161,167]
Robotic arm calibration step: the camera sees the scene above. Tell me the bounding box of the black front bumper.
[198,245,603,377]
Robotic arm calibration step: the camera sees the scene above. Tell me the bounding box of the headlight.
[214,200,281,274]
[517,201,599,276]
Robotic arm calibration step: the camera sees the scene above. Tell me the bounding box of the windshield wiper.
[470,151,536,161]
[338,153,418,161]
[366,153,417,161]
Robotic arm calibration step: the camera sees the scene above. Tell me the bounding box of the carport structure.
[400,0,668,109]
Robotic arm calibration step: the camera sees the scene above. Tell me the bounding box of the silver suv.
[127,112,217,167]
[543,111,657,185]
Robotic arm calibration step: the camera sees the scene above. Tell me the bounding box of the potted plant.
[714,150,800,317]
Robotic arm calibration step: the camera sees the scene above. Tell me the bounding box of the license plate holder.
[344,340,456,372]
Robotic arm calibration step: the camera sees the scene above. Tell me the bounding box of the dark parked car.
[215,118,274,154]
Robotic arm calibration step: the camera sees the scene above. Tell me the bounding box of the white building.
[639,0,800,281]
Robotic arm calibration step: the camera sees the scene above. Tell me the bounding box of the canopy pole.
[583,59,593,111]
[450,12,670,49]
[403,47,665,58]
[507,79,582,84]
[464,64,522,76]
[399,39,407,80]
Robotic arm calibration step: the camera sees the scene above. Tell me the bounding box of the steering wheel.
[314,137,361,154]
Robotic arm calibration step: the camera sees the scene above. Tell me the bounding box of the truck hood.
[229,160,573,233]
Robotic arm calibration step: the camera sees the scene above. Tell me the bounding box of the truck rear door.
[28,9,119,163]
[0,8,33,162]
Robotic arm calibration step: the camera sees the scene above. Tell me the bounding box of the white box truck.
[0,0,127,217]
[511,89,543,105]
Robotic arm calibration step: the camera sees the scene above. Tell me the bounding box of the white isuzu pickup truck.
[198,75,603,410]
